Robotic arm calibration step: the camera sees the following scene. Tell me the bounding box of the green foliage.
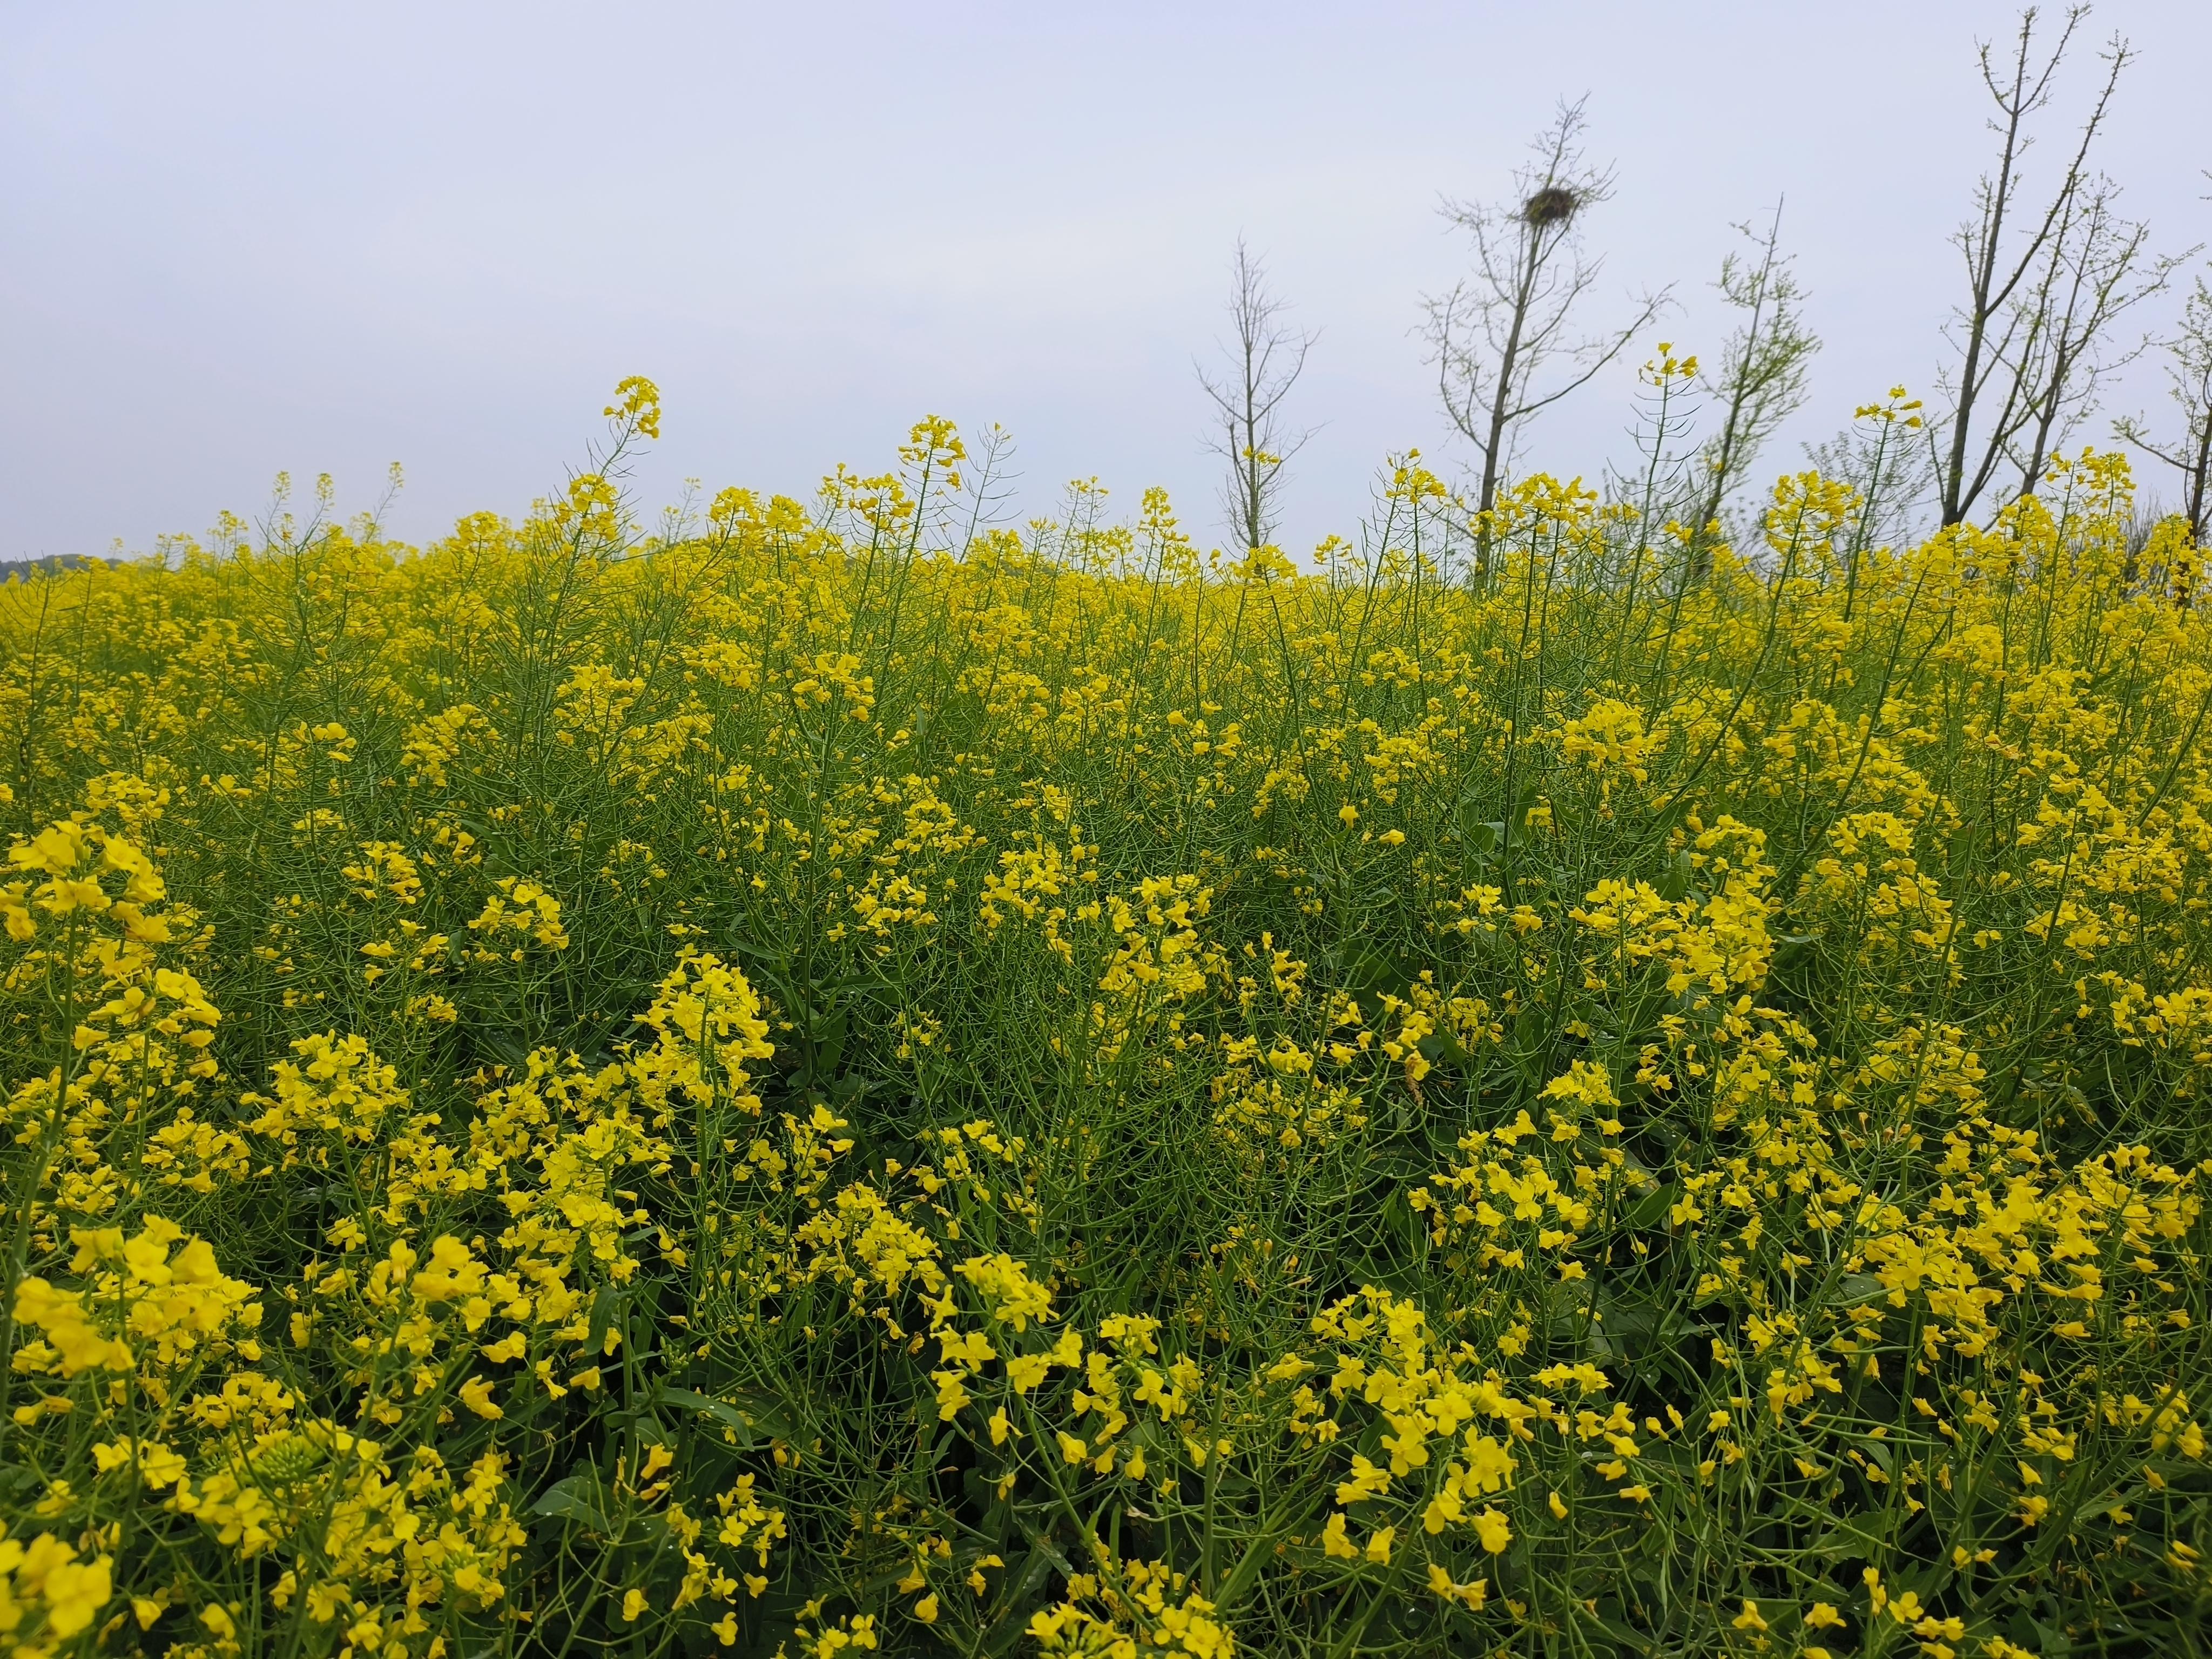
[3,392,2210,1656]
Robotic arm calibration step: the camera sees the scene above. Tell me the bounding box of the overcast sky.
[4,1,2208,562]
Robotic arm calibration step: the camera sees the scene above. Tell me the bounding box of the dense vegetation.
[4,381,2210,1657]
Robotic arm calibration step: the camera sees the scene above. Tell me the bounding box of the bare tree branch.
[1421,98,1673,567]
[1197,240,1316,552]
[1936,5,2130,526]
[2116,267,2212,545]
[1690,201,1821,576]
[2005,178,2184,498]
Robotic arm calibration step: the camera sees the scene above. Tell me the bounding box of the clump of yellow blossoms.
[2,386,2208,1654]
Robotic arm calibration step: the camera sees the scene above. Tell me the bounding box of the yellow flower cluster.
[3,395,2210,1653]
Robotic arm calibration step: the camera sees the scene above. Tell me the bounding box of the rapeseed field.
[3,380,2209,1657]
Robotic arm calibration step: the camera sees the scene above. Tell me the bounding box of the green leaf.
[1457,804,1502,862]
[1415,1028,1476,1069]
[584,1283,621,1359]
[530,1474,612,1533]
[656,1385,800,1446]
[1623,1183,1678,1230]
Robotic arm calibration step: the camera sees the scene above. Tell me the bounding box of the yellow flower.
[9,1535,113,1637]
[1321,1512,1358,1559]
[1425,1562,1487,1609]
[1474,1508,1512,1553]
[459,1377,503,1419]
[10,822,85,876]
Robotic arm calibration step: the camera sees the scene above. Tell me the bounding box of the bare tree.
[1689,202,1821,576]
[2116,271,2212,545]
[1197,240,1314,552]
[2005,178,2179,498]
[1936,6,2129,527]
[1424,98,1670,560]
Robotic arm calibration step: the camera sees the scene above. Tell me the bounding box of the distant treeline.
[0,556,92,584]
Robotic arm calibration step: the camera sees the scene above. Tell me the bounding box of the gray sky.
[5,1,2208,561]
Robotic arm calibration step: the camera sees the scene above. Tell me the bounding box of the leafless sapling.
[1197,240,1316,554]
[1423,98,1670,568]
[1690,206,1813,570]
[2004,177,2180,500]
[2115,270,2212,547]
[1935,5,2130,527]
[1689,203,1821,576]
